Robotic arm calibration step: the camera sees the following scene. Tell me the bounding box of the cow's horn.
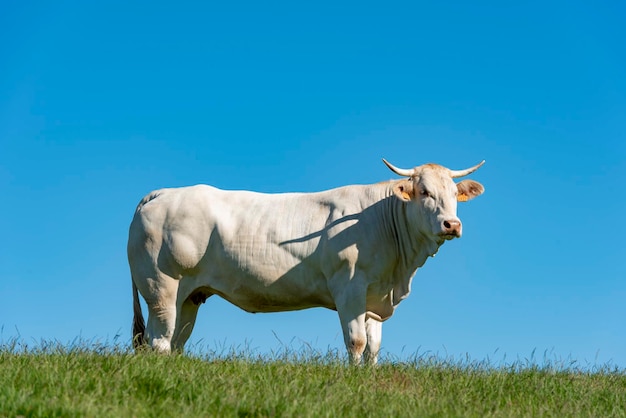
[449,160,485,178]
[382,159,416,177]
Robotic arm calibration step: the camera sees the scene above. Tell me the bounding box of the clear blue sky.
[2,0,625,367]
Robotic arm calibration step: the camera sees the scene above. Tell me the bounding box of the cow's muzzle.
[441,219,462,239]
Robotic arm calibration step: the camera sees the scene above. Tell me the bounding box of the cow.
[128,159,485,364]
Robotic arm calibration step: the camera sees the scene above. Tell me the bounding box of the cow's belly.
[194,258,336,313]
[220,284,336,313]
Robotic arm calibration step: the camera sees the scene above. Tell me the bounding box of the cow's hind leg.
[145,297,177,353]
[136,271,179,354]
[171,289,212,352]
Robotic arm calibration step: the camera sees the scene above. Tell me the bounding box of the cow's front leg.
[332,273,368,365]
[338,310,367,365]
[364,317,382,365]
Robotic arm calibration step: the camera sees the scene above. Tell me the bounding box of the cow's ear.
[393,180,415,202]
[457,180,484,202]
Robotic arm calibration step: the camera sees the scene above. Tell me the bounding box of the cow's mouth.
[440,232,461,240]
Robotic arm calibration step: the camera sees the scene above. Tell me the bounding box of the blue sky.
[2,1,625,367]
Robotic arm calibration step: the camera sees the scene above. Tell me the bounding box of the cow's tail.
[132,279,146,351]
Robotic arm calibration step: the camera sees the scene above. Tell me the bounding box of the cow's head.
[383,159,484,242]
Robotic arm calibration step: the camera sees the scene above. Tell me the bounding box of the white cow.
[129,159,485,364]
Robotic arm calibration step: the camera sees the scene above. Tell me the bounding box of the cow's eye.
[421,189,432,198]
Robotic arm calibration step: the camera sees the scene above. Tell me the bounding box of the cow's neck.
[385,196,441,268]
[383,188,444,305]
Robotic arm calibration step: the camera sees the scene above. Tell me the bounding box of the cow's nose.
[442,219,462,237]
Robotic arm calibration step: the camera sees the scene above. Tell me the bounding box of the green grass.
[1,340,625,417]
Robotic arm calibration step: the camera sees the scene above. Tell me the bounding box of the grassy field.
[1,341,625,417]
